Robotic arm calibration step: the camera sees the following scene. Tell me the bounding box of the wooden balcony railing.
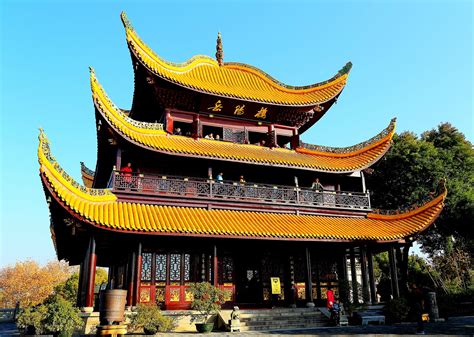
[110,172,371,210]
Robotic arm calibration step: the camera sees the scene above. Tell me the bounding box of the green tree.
[54,268,108,304]
[420,124,474,255]
[368,123,474,255]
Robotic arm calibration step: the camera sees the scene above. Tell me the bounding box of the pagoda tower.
[39,12,446,313]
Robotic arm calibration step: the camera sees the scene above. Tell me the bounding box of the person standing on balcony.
[311,178,324,191]
[215,172,224,197]
[120,162,133,188]
[238,175,246,197]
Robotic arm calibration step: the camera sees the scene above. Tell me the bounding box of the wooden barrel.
[99,289,127,325]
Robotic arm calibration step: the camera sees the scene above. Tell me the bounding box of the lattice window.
[223,128,246,143]
[170,254,182,281]
[155,254,167,281]
[246,270,254,281]
[141,252,152,281]
[184,254,191,281]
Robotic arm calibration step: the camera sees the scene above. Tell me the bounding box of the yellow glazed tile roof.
[91,69,395,173]
[120,12,350,107]
[38,130,446,242]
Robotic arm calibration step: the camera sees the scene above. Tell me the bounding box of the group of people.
[173,128,192,137]
[172,127,294,149]
[325,283,427,334]
[204,133,221,141]
[121,163,323,193]
[214,172,246,184]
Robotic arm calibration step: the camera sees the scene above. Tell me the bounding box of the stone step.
[240,309,320,318]
[241,318,326,327]
[239,322,328,332]
[240,312,323,320]
[241,314,323,323]
[231,307,330,332]
[239,308,318,315]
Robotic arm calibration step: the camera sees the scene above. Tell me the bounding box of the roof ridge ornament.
[339,61,352,75]
[216,32,224,66]
[120,11,133,30]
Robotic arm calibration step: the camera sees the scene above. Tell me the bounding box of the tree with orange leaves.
[0,260,72,307]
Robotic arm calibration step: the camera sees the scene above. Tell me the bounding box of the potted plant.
[189,282,227,333]
[129,303,174,335]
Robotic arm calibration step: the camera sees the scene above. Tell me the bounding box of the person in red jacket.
[326,287,335,309]
[120,162,133,187]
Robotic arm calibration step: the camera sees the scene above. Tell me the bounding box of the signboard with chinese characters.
[200,96,274,122]
[270,277,281,295]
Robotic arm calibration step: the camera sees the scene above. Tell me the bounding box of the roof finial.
[215,32,224,66]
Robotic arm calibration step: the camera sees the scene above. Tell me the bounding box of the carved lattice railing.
[111,172,370,210]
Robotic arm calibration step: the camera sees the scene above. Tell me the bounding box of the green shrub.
[384,298,409,323]
[437,288,474,318]
[17,305,48,335]
[16,295,83,335]
[189,282,227,323]
[43,295,83,336]
[129,303,175,334]
[54,268,108,305]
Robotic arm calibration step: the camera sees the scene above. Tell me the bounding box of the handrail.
[111,171,371,210]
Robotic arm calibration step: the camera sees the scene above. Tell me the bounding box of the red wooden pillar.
[291,128,299,150]
[193,114,201,139]
[85,236,97,308]
[77,261,85,307]
[305,247,313,304]
[126,251,136,307]
[212,245,218,287]
[267,124,276,147]
[116,147,122,171]
[133,243,142,306]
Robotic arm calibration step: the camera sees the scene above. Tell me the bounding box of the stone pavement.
[1,316,473,336]
[0,323,17,336]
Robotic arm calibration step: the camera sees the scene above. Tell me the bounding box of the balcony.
[110,172,371,211]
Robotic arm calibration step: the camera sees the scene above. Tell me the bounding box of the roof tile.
[38,130,445,242]
[91,71,395,173]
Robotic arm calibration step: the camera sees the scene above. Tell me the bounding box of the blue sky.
[1,0,472,266]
